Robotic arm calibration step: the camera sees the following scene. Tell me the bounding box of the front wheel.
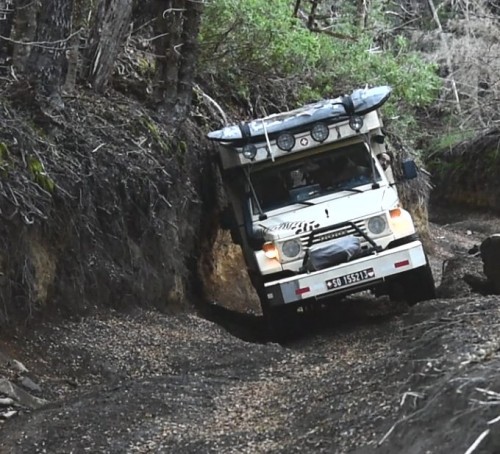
[261,302,300,342]
[388,263,436,306]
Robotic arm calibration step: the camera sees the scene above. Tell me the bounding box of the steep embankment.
[428,129,500,212]
[0,84,217,326]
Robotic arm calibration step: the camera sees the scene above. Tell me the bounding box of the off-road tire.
[388,263,436,306]
[261,302,300,342]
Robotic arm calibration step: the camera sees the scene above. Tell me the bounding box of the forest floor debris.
[1,211,500,453]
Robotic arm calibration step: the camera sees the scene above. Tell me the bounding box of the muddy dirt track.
[1,210,500,454]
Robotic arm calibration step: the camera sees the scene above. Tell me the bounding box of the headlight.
[367,216,387,235]
[281,239,301,258]
[311,123,329,142]
[242,144,257,160]
[276,133,295,152]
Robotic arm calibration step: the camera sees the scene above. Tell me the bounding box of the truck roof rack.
[209,86,391,169]
[207,85,391,145]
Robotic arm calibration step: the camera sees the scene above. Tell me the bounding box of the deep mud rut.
[1,209,500,453]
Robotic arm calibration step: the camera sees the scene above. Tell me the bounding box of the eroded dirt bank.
[1,213,500,453]
[0,89,219,326]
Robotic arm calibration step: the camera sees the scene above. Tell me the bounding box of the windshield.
[250,142,380,213]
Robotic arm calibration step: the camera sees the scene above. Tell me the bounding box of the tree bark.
[9,0,38,73]
[174,0,203,124]
[85,0,133,93]
[0,0,15,71]
[25,0,73,107]
[64,0,88,92]
[153,0,203,126]
[357,0,369,29]
[153,0,184,116]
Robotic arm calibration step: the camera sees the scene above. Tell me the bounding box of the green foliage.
[137,57,155,77]
[430,129,476,152]
[200,0,322,94]
[139,115,170,153]
[28,156,55,193]
[0,142,8,161]
[0,142,9,174]
[199,0,441,111]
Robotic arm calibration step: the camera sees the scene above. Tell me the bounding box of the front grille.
[300,220,367,250]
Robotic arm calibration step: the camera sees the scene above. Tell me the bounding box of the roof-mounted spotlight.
[242,143,257,160]
[349,115,364,132]
[276,132,295,152]
[311,123,329,142]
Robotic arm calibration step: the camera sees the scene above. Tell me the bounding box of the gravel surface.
[1,211,500,453]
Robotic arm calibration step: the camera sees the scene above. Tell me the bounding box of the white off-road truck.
[208,86,435,333]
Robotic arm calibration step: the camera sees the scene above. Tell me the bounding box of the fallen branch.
[194,84,229,126]
[464,429,490,454]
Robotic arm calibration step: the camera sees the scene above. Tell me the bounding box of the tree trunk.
[64,0,88,92]
[174,0,203,124]
[153,0,203,126]
[0,0,15,71]
[26,0,73,108]
[85,0,133,93]
[153,0,184,117]
[9,0,38,74]
[357,0,369,29]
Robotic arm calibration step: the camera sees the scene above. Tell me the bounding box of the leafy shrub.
[199,0,441,113]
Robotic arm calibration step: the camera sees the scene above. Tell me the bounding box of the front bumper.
[264,240,427,305]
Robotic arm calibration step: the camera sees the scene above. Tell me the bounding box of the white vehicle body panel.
[253,185,398,241]
[264,241,426,304]
[209,87,433,311]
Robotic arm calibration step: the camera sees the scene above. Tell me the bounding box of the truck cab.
[208,86,435,334]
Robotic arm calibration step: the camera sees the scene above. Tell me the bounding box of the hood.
[253,186,398,241]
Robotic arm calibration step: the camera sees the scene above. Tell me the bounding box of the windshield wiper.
[335,185,363,193]
[295,200,316,206]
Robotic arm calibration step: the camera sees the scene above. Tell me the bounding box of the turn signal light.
[263,242,279,259]
[390,208,402,218]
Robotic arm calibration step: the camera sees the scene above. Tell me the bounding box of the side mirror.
[402,159,418,180]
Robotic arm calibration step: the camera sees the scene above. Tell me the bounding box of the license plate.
[326,268,375,290]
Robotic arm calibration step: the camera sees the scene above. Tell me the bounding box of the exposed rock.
[0,410,17,419]
[437,254,483,298]
[202,230,261,315]
[480,234,500,293]
[10,359,29,374]
[0,398,15,407]
[18,376,42,394]
[463,273,492,294]
[0,351,10,368]
[0,379,47,409]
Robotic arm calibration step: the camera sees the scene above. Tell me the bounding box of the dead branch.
[0,28,82,51]
[194,84,228,126]
[464,429,490,454]
[427,0,462,114]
